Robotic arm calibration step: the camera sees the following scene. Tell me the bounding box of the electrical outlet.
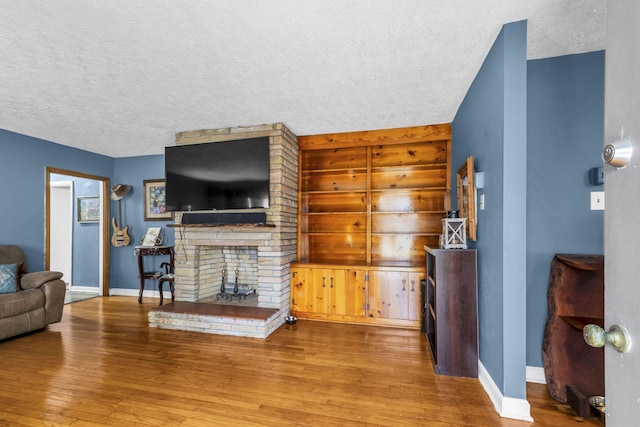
[590,191,605,210]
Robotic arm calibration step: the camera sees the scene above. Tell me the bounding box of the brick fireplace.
[148,123,298,338]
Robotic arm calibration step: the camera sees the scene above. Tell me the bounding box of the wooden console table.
[134,246,174,305]
[542,254,604,413]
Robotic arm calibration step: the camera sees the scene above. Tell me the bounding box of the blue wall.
[526,51,605,367]
[0,129,174,292]
[0,130,113,272]
[110,155,175,290]
[72,177,101,288]
[452,21,528,399]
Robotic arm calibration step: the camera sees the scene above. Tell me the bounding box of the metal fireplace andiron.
[216,268,256,301]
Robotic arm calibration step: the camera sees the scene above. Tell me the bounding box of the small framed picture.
[143,179,173,221]
[77,196,100,223]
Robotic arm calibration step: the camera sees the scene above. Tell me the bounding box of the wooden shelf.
[303,211,365,215]
[559,315,603,331]
[303,167,368,174]
[371,163,447,171]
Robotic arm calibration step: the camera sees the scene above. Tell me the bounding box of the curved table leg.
[138,281,144,304]
[158,280,164,306]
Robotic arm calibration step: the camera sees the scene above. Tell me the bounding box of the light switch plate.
[590,191,605,210]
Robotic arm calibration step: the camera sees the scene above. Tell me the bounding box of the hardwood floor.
[0,297,601,426]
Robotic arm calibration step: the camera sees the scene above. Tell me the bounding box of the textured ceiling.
[0,1,606,158]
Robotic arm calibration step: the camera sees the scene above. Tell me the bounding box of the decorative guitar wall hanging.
[110,184,132,247]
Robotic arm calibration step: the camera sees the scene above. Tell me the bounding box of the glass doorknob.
[583,324,631,353]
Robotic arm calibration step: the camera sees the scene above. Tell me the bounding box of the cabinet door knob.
[322,277,326,287]
[402,279,406,291]
[411,280,415,292]
[330,277,334,288]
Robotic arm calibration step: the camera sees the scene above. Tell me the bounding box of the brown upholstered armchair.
[0,245,66,341]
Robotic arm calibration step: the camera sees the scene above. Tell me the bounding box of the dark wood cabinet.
[542,254,604,408]
[425,246,478,377]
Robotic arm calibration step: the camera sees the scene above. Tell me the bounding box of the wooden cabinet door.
[313,268,366,315]
[292,266,367,318]
[310,268,333,314]
[367,270,422,321]
[291,267,314,312]
[325,268,345,315]
[368,271,410,320]
[330,269,366,317]
[406,272,422,321]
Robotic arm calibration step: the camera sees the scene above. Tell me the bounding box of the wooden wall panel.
[302,171,367,192]
[371,141,449,167]
[302,213,367,233]
[371,189,444,212]
[371,168,447,190]
[371,235,437,265]
[302,147,368,170]
[298,123,451,275]
[298,123,452,150]
[306,234,367,264]
[371,213,442,234]
[303,192,367,213]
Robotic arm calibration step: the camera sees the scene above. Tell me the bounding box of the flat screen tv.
[165,137,270,211]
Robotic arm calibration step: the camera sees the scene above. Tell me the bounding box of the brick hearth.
[149,302,280,339]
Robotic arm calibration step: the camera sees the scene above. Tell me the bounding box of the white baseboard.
[109,288,173,299]
[526,366,546,384]
[69,286,101,293]
[478,361,534,422]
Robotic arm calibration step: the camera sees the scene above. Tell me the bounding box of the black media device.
[165,137,270,212]
[181,212,266,225]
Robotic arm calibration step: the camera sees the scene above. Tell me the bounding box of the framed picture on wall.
[456,156,477,240]
[77,196,100,223]
[143,179,173,221]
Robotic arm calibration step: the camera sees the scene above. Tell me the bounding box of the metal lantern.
[442,218,467,249]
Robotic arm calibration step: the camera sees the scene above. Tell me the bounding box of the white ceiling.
[0,1,606,158]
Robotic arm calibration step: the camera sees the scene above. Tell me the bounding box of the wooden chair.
[158,261,175,306]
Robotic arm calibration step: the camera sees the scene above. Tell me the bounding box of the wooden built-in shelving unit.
[292,124,452,328]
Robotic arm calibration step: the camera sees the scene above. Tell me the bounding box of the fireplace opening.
[216,267,257,301]
[197,246,259,307]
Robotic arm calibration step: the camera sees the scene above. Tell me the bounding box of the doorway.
[45,167,110,297]
[49,180,73,287]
